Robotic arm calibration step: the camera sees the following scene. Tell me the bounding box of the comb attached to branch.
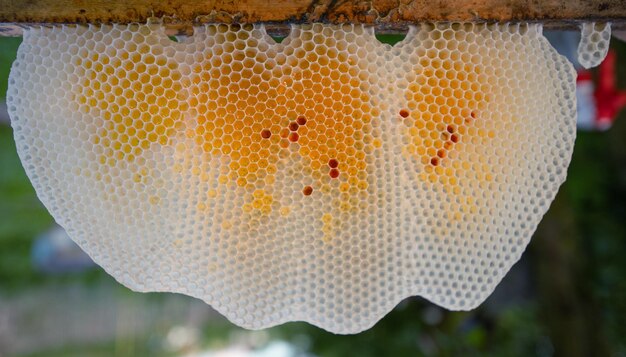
[7,22,577,333]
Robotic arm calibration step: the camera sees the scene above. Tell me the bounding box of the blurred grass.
[17,316,246,357]
[22,340,162,357]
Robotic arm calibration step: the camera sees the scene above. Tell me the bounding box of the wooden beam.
[1,0,626,36]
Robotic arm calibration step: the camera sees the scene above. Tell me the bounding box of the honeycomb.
[7,22,577,333]
[577,22,611,69]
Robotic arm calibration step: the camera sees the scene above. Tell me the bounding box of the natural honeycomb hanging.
[577,22,611,68]
[6,22,576,334]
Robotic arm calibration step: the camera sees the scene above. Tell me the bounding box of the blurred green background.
[0,34,625,357]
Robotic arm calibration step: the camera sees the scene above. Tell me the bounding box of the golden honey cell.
[6,23,576,333]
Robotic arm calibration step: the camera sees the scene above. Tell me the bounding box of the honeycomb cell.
[7,22,576,334]
[577,22,611,69]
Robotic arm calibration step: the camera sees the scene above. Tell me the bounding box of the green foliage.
[0,37,20,98]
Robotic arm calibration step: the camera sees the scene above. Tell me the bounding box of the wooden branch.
[1,0,626,36]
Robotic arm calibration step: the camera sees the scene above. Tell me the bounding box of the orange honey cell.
[289,132,300,143]
[296,116,307,126]
[288,122,300,132]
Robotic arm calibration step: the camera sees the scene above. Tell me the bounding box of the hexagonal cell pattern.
[577,22,611,69]
[7,22,576,333]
